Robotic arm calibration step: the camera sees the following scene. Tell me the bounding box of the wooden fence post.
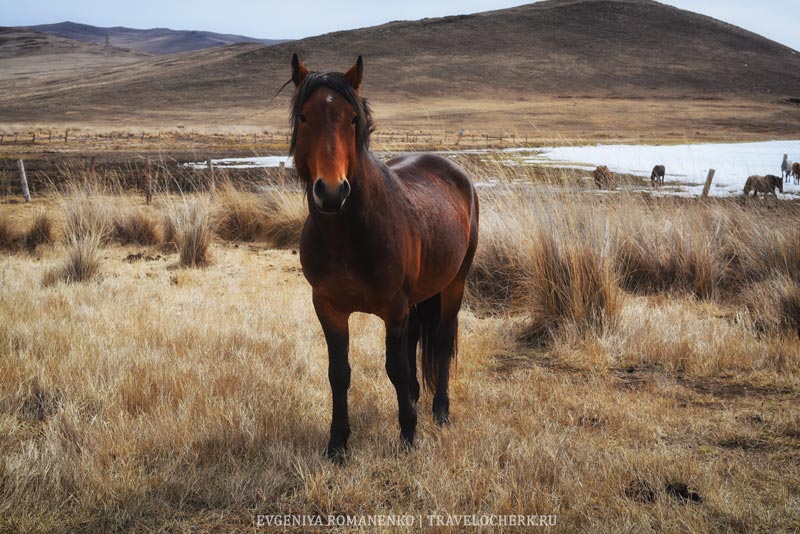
[32,133,36,145]
[87,156,97,183]
[207,158,215,197]
[145,159,153,205]
[64,130,69,143]
[701,169,716,199]
[17,159,31,202]
[278,161,286,187]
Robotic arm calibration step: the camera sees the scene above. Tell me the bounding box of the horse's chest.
[300,237,405,314]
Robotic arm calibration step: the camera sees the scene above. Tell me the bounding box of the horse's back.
[386,153,475,202]
[385,153,478,303]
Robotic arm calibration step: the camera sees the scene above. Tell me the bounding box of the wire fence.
[0,130,539,148]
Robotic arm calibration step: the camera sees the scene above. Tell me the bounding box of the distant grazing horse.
[650,164,665,187]
[793,162,800,185]
[782,154,792,182]
[289,55,479,459]
[743,175,783,197]
[594,165,614,189]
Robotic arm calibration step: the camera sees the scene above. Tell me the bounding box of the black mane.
[289,71,374,158]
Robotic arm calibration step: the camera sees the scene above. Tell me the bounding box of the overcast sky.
[4,1,799,51]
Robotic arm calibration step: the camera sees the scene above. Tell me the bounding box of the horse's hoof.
[433,396,450,426]
[400,432,415,450]
[325,443,347,463]
[434,411,451,426]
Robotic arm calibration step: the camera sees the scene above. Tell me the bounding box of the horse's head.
[289,54,371,214]
[771,175,784,193]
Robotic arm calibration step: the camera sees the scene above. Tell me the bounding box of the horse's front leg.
[384,305,417,448]
[313,293,351,461]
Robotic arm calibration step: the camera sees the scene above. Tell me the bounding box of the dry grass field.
[1,157,798,532]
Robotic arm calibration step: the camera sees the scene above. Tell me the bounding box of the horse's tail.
[417,294,442,392]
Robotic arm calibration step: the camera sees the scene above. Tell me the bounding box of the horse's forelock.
[289,71,373,158]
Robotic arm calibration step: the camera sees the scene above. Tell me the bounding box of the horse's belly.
[408,224,470,304]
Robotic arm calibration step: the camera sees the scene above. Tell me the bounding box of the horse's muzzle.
[313,178,351,213]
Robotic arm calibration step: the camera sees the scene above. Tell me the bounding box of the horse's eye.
[298,114,307,124]
[352,115,358,124]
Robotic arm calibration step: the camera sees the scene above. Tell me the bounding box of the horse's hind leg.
[406,305,421,404]
[430,279,468,425]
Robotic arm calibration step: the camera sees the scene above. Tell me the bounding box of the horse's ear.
[344,56,363,91]
[292,53,309,87]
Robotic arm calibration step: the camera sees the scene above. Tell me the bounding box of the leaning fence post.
[278,161,286,187]
[701,169,716,199]
[207,158,215,197]
[17,159,31,202]
[145,158,153,205]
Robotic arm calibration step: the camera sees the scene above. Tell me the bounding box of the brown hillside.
[1,0,799,136]
[23,21,288,55]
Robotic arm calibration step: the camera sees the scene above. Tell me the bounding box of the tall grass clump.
[167,199,214,267]
[471,190,621,345]
[44,193,112,284]
[738,276,800,337]
[614,202,730,298]
[259,189,306,248]
[215,182,267,242]
[214,182,305,247]
[0,212,56,253]
[0,215,21,251]
[24,212,56,252]
[62,193,112,245]
[112,207,162,246]
[614,199,800,300]
[518,233,621,345]
[60,232,104,282]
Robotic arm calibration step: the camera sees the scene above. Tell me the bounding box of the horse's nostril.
[313,178,325,198]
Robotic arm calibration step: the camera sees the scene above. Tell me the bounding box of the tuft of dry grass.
[24,212,56,252]
[0,211,56,253]
[215,182,267,242]
[62,193,112,245]
[259,189,306,248]
[60,233,104,283]
[738,276,800,337]
[167,199,214,267]
[469,189,621,346]
[517,233,621,346]
[214,182,306,247]
[112,206,162,246]
[42,192,111,284]
[0,215,22,250]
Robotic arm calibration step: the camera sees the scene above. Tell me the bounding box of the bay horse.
[743,175,782,197]
[594,165,614,189]
[793,162,800,185]
[289,55,479,459]
[650,164,665,187]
